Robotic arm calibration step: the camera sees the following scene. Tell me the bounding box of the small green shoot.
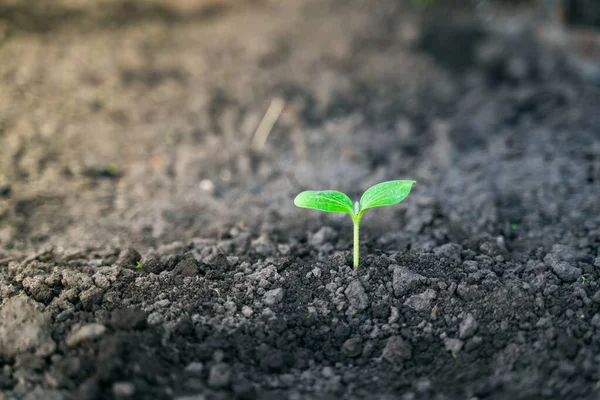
[511,223,519,231]
[135,261,142,270]
[294,180,416,268]
[105,163,120,177]
[581,275,587,283]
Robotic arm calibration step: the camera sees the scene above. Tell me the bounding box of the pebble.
[404,289,437,312]
[22,276,54,304]
[392,265,427,297]
[591,314,600,328]
[208,363,232,389]
[79,287,104,311]
[185,362,204,374]
[458,313,478,339]
[382,336,413,364]
[344,280,369,311]
[592,290,600,304]
[544,253,581,283]
[242,305,254,317]
[155,299,171,308]
[88,259,103,267]
[144,257,166,274]
[322,366,335,379]
[263,288,284,305]
[444,338,464,353]
[66,323,106,347]
[433,243,462,263]
[112,382,135,397]
[0,296,53,358]
[61,271,94,292]
[147,312,164,325]
[173,255,200,277]
[341,337,363,358]
[116,247,141,270]
[251,235,276,256]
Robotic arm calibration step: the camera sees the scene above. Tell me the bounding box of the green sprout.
[511,223,519,231]
[135,261,142,270]
[105,163,120,177]
[581,275,587,283]
[294,180,416,269]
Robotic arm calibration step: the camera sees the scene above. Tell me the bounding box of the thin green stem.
[353,218,360,269]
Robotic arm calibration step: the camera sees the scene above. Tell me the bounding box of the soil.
[1,0,600,399]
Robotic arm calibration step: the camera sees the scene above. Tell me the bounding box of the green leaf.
[294,190,354,215]
[359,180,416,213]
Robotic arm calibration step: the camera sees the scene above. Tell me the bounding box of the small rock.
[458,314,478,339]
[344,280,369,311]
[22,276,54,304]
[241,305,254,317]
[61,271,93,292]
[116,247,141,270]
[92,273,111,290]
[392,265,426,296]
[456,283,476,300]
[433,243,462,263]
[251,235,276,256]
[112,382,135,397]
[147,312,163,325]
[173,254,200,277]
[79,287,104,310]
[110,308,147,330]
[208,363,232,389]
[185,362,204,374]
[263,288,284,306]
[277,244,291,255]
[309,226,338,246]
[88,259,103,267]
[544,253,581,282]
[550,244,582,263]
[0,295,52,358]
[312,267,322,278]
[144,257,166,274]
[592,290,600,304]
[341,337,363,358]
[66,323,106,347]
[209,253,231,271]
[382,336,412,364]
[155,299,171,308]
[444,338,464,353]
[322,366,335,379]
[591,314,600,328]
[404,289,437,312]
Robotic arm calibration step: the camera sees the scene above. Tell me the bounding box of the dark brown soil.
[1,1,600,399]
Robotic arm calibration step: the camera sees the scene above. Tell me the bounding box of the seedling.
[105,163,120,177]
[135,261,142,270]
[294,180,416,268]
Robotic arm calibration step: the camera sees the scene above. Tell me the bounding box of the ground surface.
[1,0,600,399]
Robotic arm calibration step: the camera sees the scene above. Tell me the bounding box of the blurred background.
[0,0,599,256]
